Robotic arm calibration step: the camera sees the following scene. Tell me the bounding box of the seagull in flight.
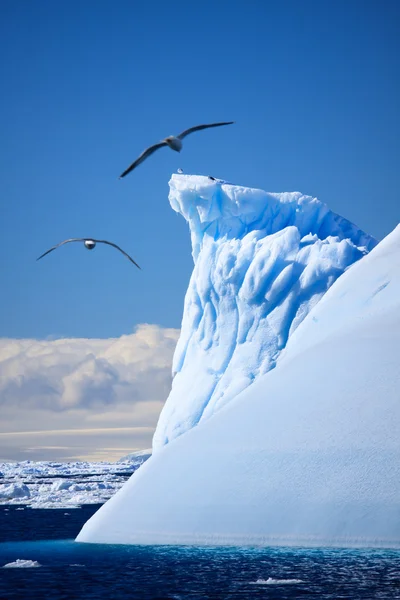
[37,238,141,269]
[119,121,234,178]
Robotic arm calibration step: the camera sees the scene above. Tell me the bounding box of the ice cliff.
[153,175,376,451]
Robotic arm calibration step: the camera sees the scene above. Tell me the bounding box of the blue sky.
[1,0,399,342]
[0,0,399,461]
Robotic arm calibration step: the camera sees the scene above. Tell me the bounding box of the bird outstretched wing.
[37,239,85,261]
[95,240,141,269]
[177,121,234,140]
[119,141,168,178]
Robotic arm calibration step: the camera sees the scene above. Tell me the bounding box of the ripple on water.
[0,540,399,600]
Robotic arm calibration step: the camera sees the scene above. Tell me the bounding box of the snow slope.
[77,180,399,547]
[153,175,376,451]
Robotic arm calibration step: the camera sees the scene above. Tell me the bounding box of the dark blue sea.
[1,505,399,599]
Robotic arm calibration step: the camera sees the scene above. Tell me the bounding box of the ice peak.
[169,174,375,261]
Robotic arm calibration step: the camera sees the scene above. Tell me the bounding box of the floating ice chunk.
[252,578,303,585]
[3,559,41,568]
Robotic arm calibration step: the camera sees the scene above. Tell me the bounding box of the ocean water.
[1,505,400,599]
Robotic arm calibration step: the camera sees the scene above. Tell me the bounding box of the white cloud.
[0,324,179,461]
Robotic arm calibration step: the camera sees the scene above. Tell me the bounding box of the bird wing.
[176,121,234,140]
[119,141,168,178]
[95,240,141,269]
[36,239,85,261]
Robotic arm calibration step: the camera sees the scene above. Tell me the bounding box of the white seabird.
[37,238,141,269]
[119,121,234,178]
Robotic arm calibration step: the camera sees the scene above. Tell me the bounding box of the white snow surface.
[0,453,149,508]
[153,175,376,450]
[77,178,400,547]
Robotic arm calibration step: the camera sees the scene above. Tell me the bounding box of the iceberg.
[77,176,399,547]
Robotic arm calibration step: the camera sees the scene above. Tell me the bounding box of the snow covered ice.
[0,452,150,508]
[77,175,400,547]
[0,482,30,501]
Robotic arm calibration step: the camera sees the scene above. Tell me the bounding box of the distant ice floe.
[3,559,41,568]
[251,577,304,585]
[0,452,150,508]
[117,449,152,463]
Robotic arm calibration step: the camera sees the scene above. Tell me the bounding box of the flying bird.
[37,238,141,269]
[119,121,234,178]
